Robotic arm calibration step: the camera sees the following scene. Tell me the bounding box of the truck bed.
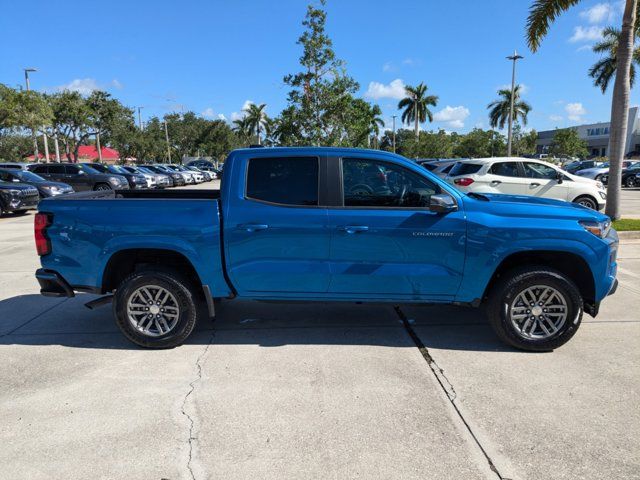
[56,189,221,200]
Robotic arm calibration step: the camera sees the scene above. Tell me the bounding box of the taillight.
[454,177,475,187]
[34,213,52,256]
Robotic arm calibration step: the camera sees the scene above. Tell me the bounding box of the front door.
[224,155,331,296]
[328,157,466,300]
[521,161,569,201]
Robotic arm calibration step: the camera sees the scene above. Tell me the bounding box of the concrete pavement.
[0,192,638,480]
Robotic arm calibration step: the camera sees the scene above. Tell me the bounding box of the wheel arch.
[482,250,596,305]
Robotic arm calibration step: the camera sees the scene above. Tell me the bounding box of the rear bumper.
[35,268,75,297]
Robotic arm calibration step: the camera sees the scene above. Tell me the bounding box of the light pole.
[164,120,172,163]
[392,115,397,153]
[137,106,144,130]
[23,68,40,161]
[506,50,523,157]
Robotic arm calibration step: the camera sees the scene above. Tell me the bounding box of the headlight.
[41,185,62,195]
[109,177,120,185]
[579,219,611,238]
[596,182,604,189]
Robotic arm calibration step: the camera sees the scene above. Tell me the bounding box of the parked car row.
[420,157,607,211]
[0,161,216,216]
[601,162,640,187]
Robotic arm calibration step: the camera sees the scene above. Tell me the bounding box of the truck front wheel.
[113,270,198,348]
[486,266,583,351]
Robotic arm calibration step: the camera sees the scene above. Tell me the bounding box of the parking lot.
[0,183,639,480]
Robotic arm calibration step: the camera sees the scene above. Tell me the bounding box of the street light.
[23,68,39,161]
[137,106,144,130]
[392,115,397,153]
[506,50,523,157]
[23,68,37,91]
[164,120,172,163]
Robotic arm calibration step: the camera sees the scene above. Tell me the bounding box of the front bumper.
[36,268,75,297]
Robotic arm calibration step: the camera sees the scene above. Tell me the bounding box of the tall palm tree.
[487,85,532,129]
[589,27,640,93]
[232,117,250,137]
[368,104,385,148]
[243,103,268,145]
[397,83,438,139]
[527,0,638,220]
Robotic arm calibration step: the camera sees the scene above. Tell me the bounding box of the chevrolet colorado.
[34,147,618,351]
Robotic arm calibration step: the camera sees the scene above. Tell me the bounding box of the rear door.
[223,154,331,296]
[484,161,527,195]
[521,161,569,201]
[327,156,466,299]
[64,165,92,191]
[31,164,52,180]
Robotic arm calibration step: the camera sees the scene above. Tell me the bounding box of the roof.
[25,146,120,161]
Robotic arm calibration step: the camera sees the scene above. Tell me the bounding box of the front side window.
[342,159,439,208]
[65,165,81,175]
[246,157,319,206]
[48,165,66,174]
[523,162,558,179]
[489,162,520,177]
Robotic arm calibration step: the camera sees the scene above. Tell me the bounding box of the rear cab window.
[246,157,319,206]
[448,162,483,177]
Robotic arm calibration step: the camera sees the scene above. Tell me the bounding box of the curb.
[618,230,640,240]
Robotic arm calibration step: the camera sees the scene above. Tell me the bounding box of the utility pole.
[392,115,397,153]
[164,120,172,163]
[506,50,523,157]
[137,106,144,130]
[23,68,39,161]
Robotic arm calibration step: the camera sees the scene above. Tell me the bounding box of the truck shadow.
[0,293,516,352]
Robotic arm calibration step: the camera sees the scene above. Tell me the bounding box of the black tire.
[485,266,583,351]
[113,270,198,348]
[625,176,636,188]
[573,195,598,210]
[94,183,112,191]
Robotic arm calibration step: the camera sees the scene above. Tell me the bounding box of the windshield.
[138,167,154,174]
[83,163,108,173]
[77,164,100,174]
[107,165,128,174]
[13,170,46,183]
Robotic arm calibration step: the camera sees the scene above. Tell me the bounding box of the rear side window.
[448,162,483,176]
[49,165,66,174]
[420,163,436,171]
[65,165,80,174]
[31,165,48,174]
[246,157,319,206]
[489,162,520,177]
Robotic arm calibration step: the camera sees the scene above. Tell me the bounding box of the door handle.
[339,225,369,234]
[238,223,269,232]
[490,180,502,185]
[530,182,541,187]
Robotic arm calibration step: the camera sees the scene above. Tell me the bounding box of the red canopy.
[26,146,121,162]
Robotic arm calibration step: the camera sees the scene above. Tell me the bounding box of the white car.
[445,157,607,210]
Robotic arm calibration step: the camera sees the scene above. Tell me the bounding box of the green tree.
[589,26,640,93]
[454,128,507,158]
[282,0,359,145]
[487,85,531,129]
[397,83,438,139]
[548,128,588,158]
[243,103,268,145]
[527,0,638,219]
[367,104,385,148]
[512,124,539,156]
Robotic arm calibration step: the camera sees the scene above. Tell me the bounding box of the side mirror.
[556,171,564,184]
[429,193,458,214]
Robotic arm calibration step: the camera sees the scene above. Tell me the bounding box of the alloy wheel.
[509,285,568,340]
[126,285,181,337]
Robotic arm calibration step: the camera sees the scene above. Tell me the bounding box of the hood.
[37,181,73,189]
[0,181,37,191]
[564,172,602,185]
[575,167,607,175]
[465,193,608,222]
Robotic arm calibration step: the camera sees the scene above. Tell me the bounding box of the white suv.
[445,157,607,210]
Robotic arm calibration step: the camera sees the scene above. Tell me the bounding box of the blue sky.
[1,0,637,134]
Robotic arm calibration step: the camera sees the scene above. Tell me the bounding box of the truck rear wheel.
[485,266,583,351]
[113,270,198,348]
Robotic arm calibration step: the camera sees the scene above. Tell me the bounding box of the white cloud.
[433,105,470,129]
[201,107,215,118]
[498,83,529,95]
[230,100,254,121]
[364,79,406,100]
[565,102,587,122]
[580,3,615,24]
[111,79,123,89]
[56,78,100,95]
[382,62,395,72]
[569,25,603,43]
[549,114,564,122]
[217,113,227,121]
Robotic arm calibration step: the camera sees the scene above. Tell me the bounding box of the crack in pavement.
[393,306,506,480]
[180,331,215,480]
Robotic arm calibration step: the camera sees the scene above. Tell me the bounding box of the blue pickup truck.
[34,147,618,351]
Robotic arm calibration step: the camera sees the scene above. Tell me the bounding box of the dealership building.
[536,106,640,157]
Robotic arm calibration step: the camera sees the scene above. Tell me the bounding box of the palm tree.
[527,0,637,220]
[589,27,640,93]
[487,85,532,129]
[243,103,268,145]
[368,104,385,148]
[397,83,438,139]
[232,117,250,136]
